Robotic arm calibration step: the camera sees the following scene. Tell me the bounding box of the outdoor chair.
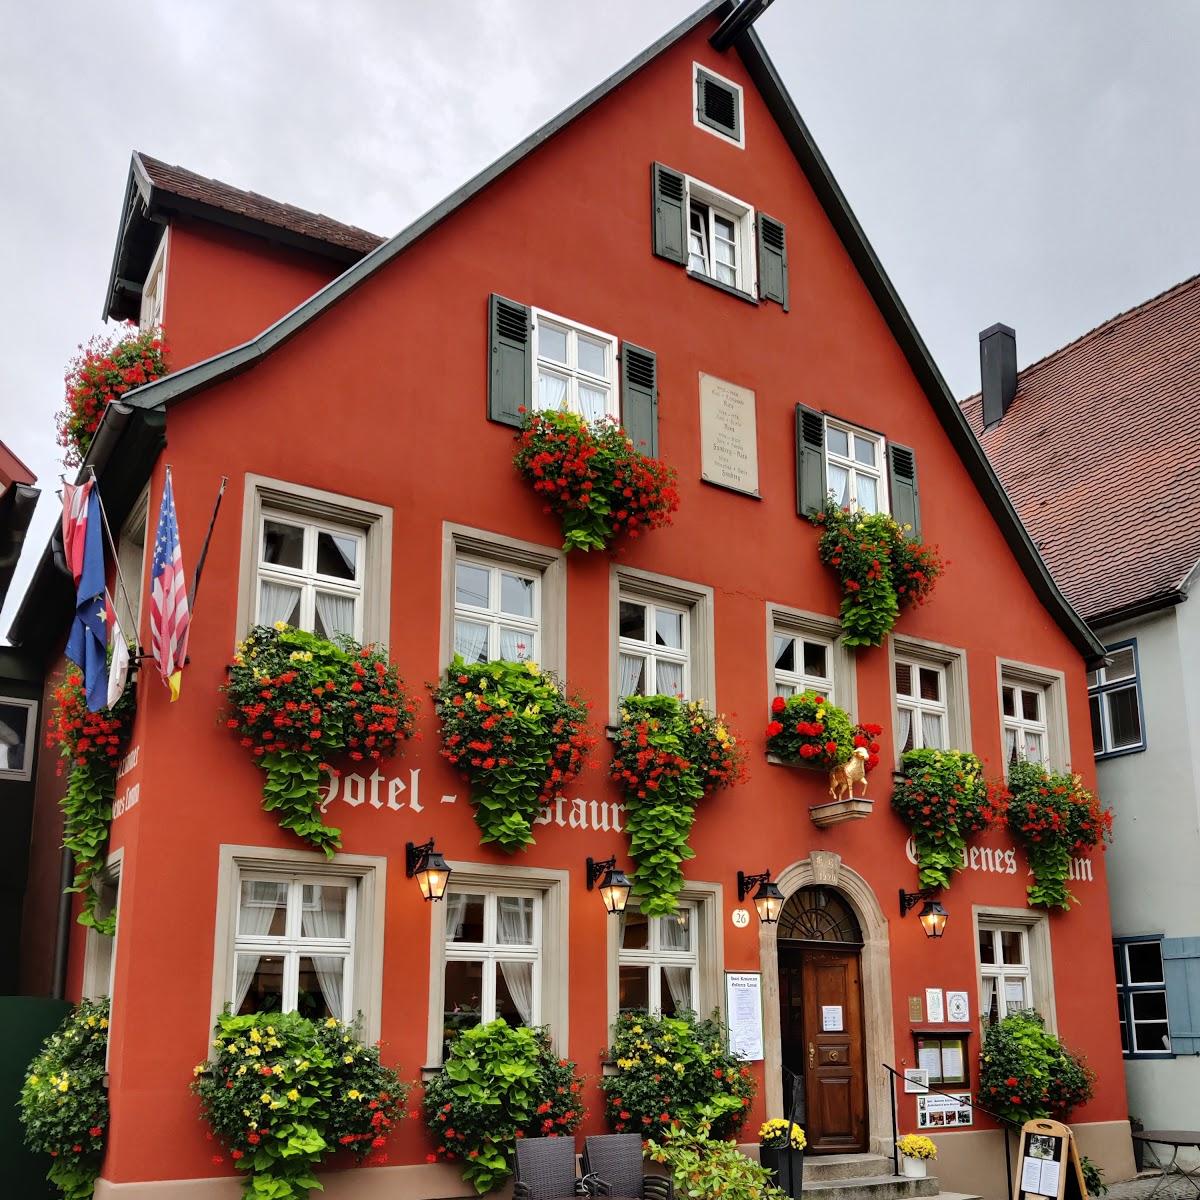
[514,1134,588,1200]
[582,1133,674,1200]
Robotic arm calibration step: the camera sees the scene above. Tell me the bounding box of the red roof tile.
[136,153,384,257]
[962,274,1200,624]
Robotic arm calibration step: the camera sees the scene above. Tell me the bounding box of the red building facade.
[14,5,1134,1197]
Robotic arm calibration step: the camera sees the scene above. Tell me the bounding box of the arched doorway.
[777,887,867,1154]
[760,856,895,1157]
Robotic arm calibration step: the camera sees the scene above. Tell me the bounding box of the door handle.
[808,1042,815,1068]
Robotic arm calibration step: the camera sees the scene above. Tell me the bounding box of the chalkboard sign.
[1013,1119,1088,1200]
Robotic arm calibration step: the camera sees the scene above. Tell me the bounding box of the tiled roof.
[962,274,1200,624]
[136,153,384,256]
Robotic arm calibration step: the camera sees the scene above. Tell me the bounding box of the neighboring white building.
[963,284,1200,1166]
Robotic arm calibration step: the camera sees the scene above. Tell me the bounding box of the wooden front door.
[779,944,867,1153]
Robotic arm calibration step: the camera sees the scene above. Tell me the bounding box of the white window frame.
[972,907,1056,1034]
[114,486,150,644]
[617,901,699,1016]
[894,657,948,754]
[611,567,715,725]
[977,924,1032,1024]
[441,524,566,677]
[890,635,971,763]
[531,307,619,422]
[211,846,386,1042]
[766,605,855,716]
[692,62,745,148]
[772,628,835,700]
[424,862,568,1069]
[442,888,543,1038]
[1088,641,1146,758]
[139,230,167,330]
[1002,681,1048,766]
[452,553,541,666]
[1114,938,1172,1057]
[0,695,38,782]
[82,849,123,1003]
[997,660,1069,773]
[618,594,691,703]
[824,418,889,515]
[236,475,392,646]
[685,176,756,295]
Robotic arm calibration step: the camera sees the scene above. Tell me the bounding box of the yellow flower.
[260,1093,272,1105]
[343,1054,354,1064]
[193,1064,205,1076]
[653,1054,667,1066]
[347,1089,361,1100]
[286,1089,300,1102]
[236,1065,247,1076]
[631,1025,643,1035]
[525,661,540,675]
[86,1017,97,1027]
[672,1062,685,1075]
[59,1081,69,1093]
[250,1028,262,1043]
[274,620,288,630]
[28,1075,38,1086]
[325,1018,338,1028]
[99,1018,108,1029]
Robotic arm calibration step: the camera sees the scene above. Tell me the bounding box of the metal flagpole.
[82,467,141,656]
[187,475,228,613]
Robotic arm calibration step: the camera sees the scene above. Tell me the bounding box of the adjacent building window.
[1089,643,1145,757]
[443,889,541,1049]
[453,555,539,665]
[978,924,1034,1024]
[140,232,166,330]
[693,62,744,146]
[772,629,834,699]
[618,903,698,1015]
[1114,939,1172,1056]
[0,697,37,781]
[232,871,358,1022]
[618,595,690,702]
[82,862,121,1002]
[895,658,947,752]
[532,308,618,423]
[825,419,887,514]
[1002,681,1048,765]
[685,178,755,295]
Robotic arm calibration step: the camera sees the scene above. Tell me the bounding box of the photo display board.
[1013,1119,1089,1200]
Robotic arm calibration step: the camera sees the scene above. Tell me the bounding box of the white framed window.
[618,594,690,702]
[1002,681,1048,766]
[618,903,699,1016]
[693,62,744,147]
[442,888,541,1050]
[82,856,122,1003]
[772,630,834,700]
[1089,642,1145,757]
[685,177,756,295]
[453,554,539,666]
[978,924,1033,1025]
[256,510,365,641]
[114,487,149,642]
[232,870,357,1023]
[825,419,888,514]
[139,231,167,330]
[895,658,948,753]
[1114,939,1171,1056]
[532,308,618,423]
[0,696,37,781]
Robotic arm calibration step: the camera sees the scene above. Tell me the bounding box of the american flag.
[150,467,190,701]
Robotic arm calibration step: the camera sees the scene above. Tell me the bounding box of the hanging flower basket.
[610,696,746,916]
[225,624,416,857]
[431,656,595,853]
[810,501,944,647]
[56,325,167,468]
[891,749,1008,890]
[1004,760,1113,909]
[513,409,679,552]
[45,670,135,934]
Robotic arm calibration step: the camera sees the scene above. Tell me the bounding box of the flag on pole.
[63,485,109,712]
[61,479,94,585]
[105,592,130,708]
[149,467,190,701]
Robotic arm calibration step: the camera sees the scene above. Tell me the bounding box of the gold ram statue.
[828,746,870,802]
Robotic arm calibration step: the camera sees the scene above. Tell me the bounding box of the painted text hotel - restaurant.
[12,3,1135,1196]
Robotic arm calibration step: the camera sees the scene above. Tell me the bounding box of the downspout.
[52,849,73,999]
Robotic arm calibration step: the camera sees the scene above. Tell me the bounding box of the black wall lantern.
[899,888,948,938]
[737,869,784,925]
[586,856,631,915]
[406,839,451,902]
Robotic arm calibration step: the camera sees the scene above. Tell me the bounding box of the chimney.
[979,323,1017,428]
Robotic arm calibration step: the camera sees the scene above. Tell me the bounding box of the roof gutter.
[1087,589,1188,631]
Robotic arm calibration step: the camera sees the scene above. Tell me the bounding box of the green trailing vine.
[1004,760,1113,909]
[610,696,745,916]
[45,671,135,934]
[431,656,595,852]
[810,500,944,647]
[225,624,416,857]
[891,749,1008,890]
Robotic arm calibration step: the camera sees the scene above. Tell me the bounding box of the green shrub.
[647,1111,786,1200]
[979,1010,1093,1125]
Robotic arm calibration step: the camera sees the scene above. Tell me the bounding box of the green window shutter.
[651,163,687,265]
[757,213,788,309]
[1163,937,1200,1055]
[888,442,922,538]
[795,404,827,517]
[695,69,742,142]
[488,293,530,427]
[621,343,659,458]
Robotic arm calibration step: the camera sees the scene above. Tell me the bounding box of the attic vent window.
[694,64,743,147]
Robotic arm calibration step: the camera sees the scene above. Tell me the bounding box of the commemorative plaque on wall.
[699,373,760,497]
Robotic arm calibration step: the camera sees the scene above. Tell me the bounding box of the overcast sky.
[3,0,1198,634]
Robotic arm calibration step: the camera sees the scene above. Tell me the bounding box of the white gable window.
[825,419,888,514]
[1002,681,1048,766]
[685,177,756,296]
[532,309,618,423]
[139,232,167,330]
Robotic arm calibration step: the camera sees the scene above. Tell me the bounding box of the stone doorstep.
[801,1172,941,1200]
[803,1153,896,1182]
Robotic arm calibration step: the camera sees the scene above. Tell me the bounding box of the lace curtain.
[258,581,299,627]
[314,592,355,640]
[618,654,644,701]
[301,892,346,1019]
[234,887,281,1011]
[496,897,534,1025]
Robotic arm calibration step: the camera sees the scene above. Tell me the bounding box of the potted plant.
[648,1111,786,1200]
[896,1134,937,1178]
[758,1119,806,1197]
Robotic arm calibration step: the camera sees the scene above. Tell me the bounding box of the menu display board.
[1013,1119,1089,1200]
[725,972,764,1061]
